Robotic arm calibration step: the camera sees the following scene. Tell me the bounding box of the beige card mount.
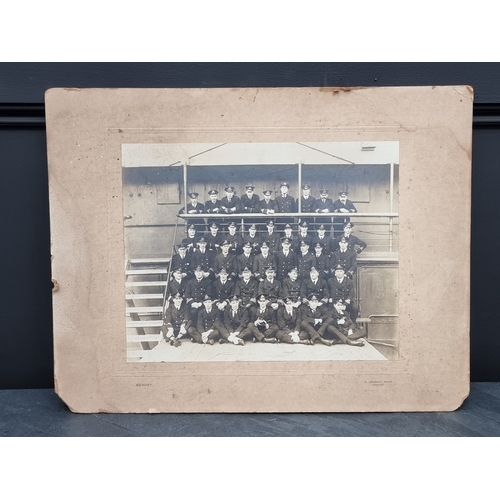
[46,86,472,413]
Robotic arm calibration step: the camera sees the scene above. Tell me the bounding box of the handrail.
[179,212,399,219]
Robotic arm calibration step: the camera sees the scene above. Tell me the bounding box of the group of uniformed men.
[179,182,358,237]
[161,191,369,348]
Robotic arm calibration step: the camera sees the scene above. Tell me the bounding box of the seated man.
[234,266,259,309]
[204,189,223,227]
[299,294,333,346]
[332,190,357,239]
[247,294,279,343]
[297,184,316,227]
[240,185,260,227]
[327,264,359,323]
[276,297,310,345]
[325,298,364,347]
[220,186,241,228]
[187,294,221,345]
[217,295,252,346]
[258,190,277,221]
[160,292,192,347]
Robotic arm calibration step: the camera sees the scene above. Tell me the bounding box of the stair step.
[126,268,169,276]
[126,306,163,314]
[127,320,163,328]
[130,257,171,265]
[125,281,167,287]
[126,294,164,300]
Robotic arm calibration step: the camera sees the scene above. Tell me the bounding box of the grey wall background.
[0,63,497,388]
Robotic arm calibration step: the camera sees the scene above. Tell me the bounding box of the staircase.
[125,257,170,362]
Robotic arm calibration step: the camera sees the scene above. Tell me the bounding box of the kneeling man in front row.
[160,292,192,347]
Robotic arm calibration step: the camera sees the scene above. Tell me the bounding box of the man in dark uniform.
[247,294,279,343]
[327,264,359,323]
[332,190,357,239]
[170,243,193,279]
[253,241,277,280]
[166,266,188,301]
[225,221,242,254]
[293,221,314,254]
[281,266,301,305]
[234,266,259,308]
[334,222,367,254]
[275,237,298,281]
[313,188,335,230]
[300,266,329,305]
[188,295,221,345]
[279,223,295,251]
[185,266,214,321]
[325,298,364,347]
[212,267,236,316]
[263,220,280,253]
[218,295,252,346]
[191,237,215,279]
[297,184,316,226]
[213,240,237,279]
[257,266,281,309]
[330,237,357,279]
[241,223,261,255]
[312,223,332,254]
[240,185,260,227]
[220,186,241,229]
[178,192,205,232]
[235,242,254,276]
[205,222,223,253]
[299,294,333,346]
[313,241,331,280]
[258,189,277,227]
[297,240,316,280]
[275,181,297,230]
[276,298,310,345]
[160,292,192,347]
[204,189,223,227]
[182,224,198,254]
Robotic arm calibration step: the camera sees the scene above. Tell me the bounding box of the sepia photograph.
[123,141,399,363]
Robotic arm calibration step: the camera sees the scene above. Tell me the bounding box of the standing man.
[330,237,357,279]
[170,244,193,279]
[235,242,255,276]
[332,190,357,239]
[234,266,259,309]
[220,186,241,229]
[275,181,297,230]
[258,189,277,223]
[334,222,367,254]
[327,264,359,323]
[204,189,223,227]
[275,237,298,281]
[313,188,335,231]
[191,237,215,279]
[213,240,237,279]
[225,221,243,254]
[178,192,205,232]
[263,220,280,253]
[297,184,316,226]
[181,224,198,254]
[240,185,260,228]
[253,242,277,280]
[185,266,214,321]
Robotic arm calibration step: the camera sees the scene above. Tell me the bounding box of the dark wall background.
[0,63,498,388]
